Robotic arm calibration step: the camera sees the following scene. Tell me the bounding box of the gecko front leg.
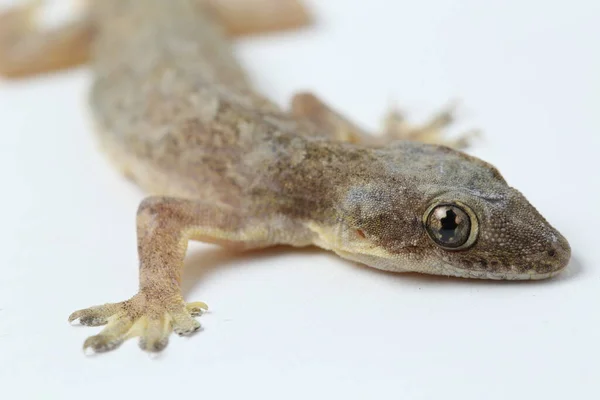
[0,0,311,79]
[69,197,288,353]
[290,92,373,144]
[290,92,478,149]
[381,102,480,150]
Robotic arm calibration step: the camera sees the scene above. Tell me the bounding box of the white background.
[0,0,598,399]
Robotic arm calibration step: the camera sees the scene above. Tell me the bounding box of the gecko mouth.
[434,266,565,281]
[341,249,568,280]
[442,235,571,280]
[333,229,570,281]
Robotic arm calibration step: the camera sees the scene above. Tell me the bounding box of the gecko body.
[0,0,570,353]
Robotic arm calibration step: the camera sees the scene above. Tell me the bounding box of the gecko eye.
[425,203,477,250]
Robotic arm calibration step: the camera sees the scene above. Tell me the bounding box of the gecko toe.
[82,314,133,353]
[139,316,171,352]
[84,334,124,353]
[172,311,202,336]
[69,303,121,326]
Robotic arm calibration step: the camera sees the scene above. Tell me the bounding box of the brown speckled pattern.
[0,0,570,353]
[79,0,570,352]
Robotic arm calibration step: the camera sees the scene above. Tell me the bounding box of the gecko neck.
[256,135,381,223]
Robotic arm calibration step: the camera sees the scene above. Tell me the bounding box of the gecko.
[0,0,571,353]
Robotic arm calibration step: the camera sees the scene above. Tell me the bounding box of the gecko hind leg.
[0,0,94,78]
[381,102,480,150]
[210,0,313,37]
[0,0,312,79]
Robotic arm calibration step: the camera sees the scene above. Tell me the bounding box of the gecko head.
[333,144,571,280]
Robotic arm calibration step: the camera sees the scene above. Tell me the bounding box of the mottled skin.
[0,0,570,353]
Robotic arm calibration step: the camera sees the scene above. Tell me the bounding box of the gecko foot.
[68,292,208,353]
[382,101,480,150]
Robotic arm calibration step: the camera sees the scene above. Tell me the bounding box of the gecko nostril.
[547,249,556,257]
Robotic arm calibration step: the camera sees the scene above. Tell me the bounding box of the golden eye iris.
[425,204,473,249]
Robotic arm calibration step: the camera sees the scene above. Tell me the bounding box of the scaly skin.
[0,0,570,353]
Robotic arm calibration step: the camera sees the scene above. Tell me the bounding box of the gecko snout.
[494,189,572,279]
[532,231,571,277]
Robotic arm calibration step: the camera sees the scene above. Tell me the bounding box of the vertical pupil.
[439,209,458,241]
